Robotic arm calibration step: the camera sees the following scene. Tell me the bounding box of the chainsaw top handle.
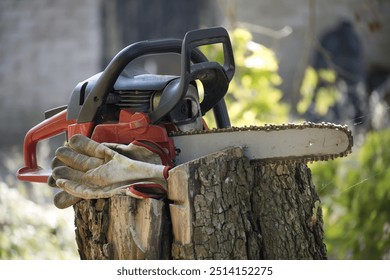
[77,27,235,125]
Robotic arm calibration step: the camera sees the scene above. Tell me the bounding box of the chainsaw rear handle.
[77,38,206,124]
[17,109,70,183]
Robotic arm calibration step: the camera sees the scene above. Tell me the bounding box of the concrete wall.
[0,0,101,147]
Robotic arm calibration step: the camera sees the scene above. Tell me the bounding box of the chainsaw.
[16,27,353,183]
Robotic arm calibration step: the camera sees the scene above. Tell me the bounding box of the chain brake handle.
[149,27,235,124]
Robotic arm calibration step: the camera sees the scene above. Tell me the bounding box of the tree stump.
[73,147,327,259]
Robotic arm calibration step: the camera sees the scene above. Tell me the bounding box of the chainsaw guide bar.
[170,122,353,166]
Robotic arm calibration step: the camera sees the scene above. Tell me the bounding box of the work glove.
[48,134,170,209]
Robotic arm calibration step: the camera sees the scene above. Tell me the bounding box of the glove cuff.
[163,166,170,179]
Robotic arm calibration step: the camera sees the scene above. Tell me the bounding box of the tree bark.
[73,147,327,259]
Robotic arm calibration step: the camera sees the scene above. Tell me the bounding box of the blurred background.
[0,0,389,259]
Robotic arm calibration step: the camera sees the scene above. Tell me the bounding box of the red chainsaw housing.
[16,109,176,183]
[68,110,176,165]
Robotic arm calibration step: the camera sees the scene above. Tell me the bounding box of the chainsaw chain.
[169,122,354,165]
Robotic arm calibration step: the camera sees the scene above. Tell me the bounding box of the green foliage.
[298,64,390,259]
[201,28,289,127]
[0,144,78,260]
[298,66,339,116]
[310,129,390,259]
[0,181,78,259]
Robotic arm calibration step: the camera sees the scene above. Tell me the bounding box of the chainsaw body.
[17,27,354,184]
[17,27,235,183]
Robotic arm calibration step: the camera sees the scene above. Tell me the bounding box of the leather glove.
[48,143,82,209]
[48,134,170,209]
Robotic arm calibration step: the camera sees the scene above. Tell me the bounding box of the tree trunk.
[73,147,327,259]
